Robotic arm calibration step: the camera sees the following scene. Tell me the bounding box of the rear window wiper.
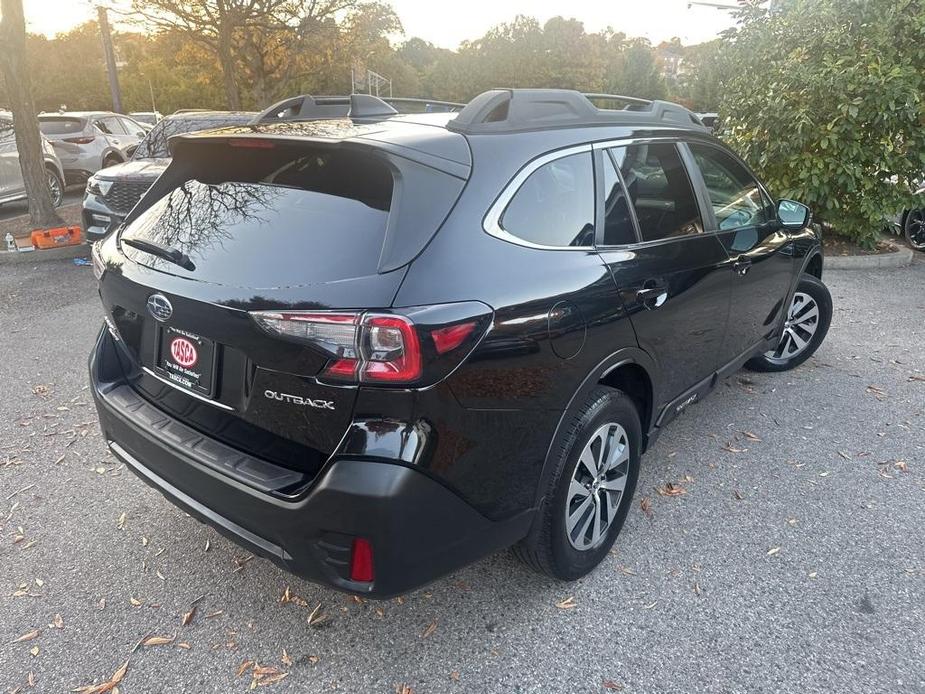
[122,237,196,271]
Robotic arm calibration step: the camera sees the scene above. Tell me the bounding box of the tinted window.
[689,143,774,231]
[38,118,84,135]
[601,151,637,246]
[612,143,703,242]
[120,117,144,135]
[97,117,127,135]
[120,149,394,287]
[500,152,595,247]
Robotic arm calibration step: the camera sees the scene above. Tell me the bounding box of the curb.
[0,243,89,265]
[825,244,914,270]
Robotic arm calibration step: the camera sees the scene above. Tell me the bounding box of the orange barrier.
[30,225,82,249]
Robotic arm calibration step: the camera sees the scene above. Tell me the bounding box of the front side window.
[610,143,703,242]
[499,151,595,247]
[688,143,774,231]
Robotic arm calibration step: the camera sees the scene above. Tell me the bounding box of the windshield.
[38,118,85,135]
[132,115,253,159]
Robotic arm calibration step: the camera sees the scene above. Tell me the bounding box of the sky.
[22,0,739,47]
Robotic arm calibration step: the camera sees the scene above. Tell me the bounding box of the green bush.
[720,0,925,247]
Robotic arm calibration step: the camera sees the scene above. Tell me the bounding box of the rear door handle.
[732,256,752,276]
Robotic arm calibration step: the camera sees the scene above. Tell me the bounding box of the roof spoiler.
[446,89,707,134]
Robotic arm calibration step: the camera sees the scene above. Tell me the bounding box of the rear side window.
[38,118,84,135]
[500,151,595,247]
[688,143,774,231]
[610,143,703,242]
[96,117,127,135]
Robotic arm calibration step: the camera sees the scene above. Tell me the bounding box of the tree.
[128,0,359,110]
[0,0,63,229]
[721,0,925,246]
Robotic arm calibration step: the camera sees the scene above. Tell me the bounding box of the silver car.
[38,112,148,184]
[0,111,66,208]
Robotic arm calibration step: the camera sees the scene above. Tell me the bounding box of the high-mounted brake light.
[227,138,276,149]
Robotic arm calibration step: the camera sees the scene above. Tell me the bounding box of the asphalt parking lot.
[1,258,922,693]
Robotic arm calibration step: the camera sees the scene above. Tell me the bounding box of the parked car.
[0,111,66,208]
[38,112,149,184]
[89,89,830,597]
[698,112,719,132]
[82,111,255,241]
[129,111,163,126]
[889,187,925,251]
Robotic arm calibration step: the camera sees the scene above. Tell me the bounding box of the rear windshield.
[38,118,84,135]
[120,148,393,288]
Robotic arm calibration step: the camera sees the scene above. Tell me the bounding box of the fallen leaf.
[450,671,460,681]
[177,642,191,650]
[908,374,925,382]
[141,536,149,547]
[722,442,747,453]
[129,597,142,607]
[656,482,686,497]
[555,596,577,610]
[421,619,437,639]
[12,629,40,643]
[156,569,166,581]
[50,614,64,629]
[732,489,744,501]
[640,496,653,518]
[236,660,255,677]
[743,431,761,442]
[181,606,196,626]
[142,634,176,647]
[767,547,781,556]
[603,681,624,691]
[307,603,329,627]
[396,686,413,694]
[117,513,126,530]
[281,649,292,667]
[306,655,320,665]
[30,645,39,657]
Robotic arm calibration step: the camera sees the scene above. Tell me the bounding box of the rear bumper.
[90,327,530,597]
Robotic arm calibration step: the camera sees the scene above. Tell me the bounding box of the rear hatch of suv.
[96,124,469,483]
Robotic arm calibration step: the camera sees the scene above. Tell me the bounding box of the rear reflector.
[350,538,374,582]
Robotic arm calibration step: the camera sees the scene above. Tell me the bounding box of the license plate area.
[155,325,217,397]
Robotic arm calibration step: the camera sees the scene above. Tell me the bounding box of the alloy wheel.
[564,422,630,551]
[765,291,819,364]
[905,208,925,250]
[46,171,62,207]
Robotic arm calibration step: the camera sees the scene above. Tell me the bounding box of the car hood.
[96,158,171,181]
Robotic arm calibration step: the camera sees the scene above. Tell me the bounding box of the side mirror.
[777,199,811,230]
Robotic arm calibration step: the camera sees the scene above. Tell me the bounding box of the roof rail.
[250,94,466,124]
[250,93,398,124]
[446,89,707,135]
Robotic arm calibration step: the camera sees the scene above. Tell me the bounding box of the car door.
[595,141,732,418]
[683,141,796,364]
[0,117,23,198]
[95,116,128,154]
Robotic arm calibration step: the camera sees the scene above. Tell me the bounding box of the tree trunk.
[218,18,242,110]
[0,0,63,229]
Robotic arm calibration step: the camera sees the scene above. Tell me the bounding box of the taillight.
[250,303,492,387]
[63,136,96,145]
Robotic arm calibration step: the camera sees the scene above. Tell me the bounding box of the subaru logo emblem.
[146,294,173,322]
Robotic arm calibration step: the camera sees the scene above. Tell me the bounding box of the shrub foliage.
[720,0,925,246]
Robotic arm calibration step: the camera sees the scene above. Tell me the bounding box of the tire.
[745,273,832,373]
[903,208,925,251]
[45,168,64,208]
[514,386,641,581]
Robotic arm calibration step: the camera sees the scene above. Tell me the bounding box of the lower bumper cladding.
[90,327,530,597]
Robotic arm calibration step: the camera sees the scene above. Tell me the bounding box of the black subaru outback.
[90,90,831,597]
